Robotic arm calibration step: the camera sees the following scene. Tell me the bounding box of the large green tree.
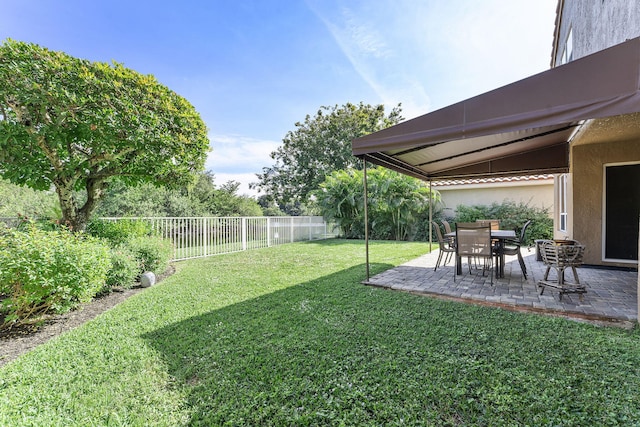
[0,40,209,231]
[93,180,202,218]
[253,102,402,213]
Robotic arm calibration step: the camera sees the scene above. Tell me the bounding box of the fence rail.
[100,216,332,261]
[1,216,335,261]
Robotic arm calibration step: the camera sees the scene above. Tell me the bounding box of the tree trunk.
[54,177,106,232]
[55,180,80,231]
[77,178,107,232]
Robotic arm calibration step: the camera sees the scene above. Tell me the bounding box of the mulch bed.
[0,265,174,367]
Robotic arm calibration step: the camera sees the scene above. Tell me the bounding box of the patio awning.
[352,36,640,181]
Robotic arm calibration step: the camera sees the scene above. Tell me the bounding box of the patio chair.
[454,222,494,284]
[441,219,456,246]
[476,219,500,230]
[431,220,455,271]
[500,220,532,279]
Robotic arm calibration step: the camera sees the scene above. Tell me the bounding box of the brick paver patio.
[364,248,638,328]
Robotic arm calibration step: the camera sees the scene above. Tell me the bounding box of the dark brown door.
[605,163,640,261]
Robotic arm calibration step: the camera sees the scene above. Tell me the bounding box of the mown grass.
[1,239,639,426]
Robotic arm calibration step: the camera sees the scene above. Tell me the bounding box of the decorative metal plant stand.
[537,240,586,301]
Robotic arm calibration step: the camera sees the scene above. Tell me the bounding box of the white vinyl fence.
[101,216,333,261]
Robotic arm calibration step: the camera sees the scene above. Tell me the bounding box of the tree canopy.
[0,40,210,231]
[253,102,402,213]
[95,171,264,218]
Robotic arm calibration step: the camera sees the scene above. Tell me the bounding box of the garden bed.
[0,265,174,366]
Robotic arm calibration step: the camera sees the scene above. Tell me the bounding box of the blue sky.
[1,0,557,196]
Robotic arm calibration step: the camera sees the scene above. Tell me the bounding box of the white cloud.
[205,133,281,197]
[206,133,280,172]
[209,0,557,197]
[440,0,557,98]
[213,172,261,198]
[338,6,392,60]
[307,0,557,118]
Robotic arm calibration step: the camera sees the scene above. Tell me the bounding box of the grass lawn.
[1,239,639,426]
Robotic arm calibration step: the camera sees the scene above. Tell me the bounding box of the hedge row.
[453,201,553,245]
[0,220,173,329]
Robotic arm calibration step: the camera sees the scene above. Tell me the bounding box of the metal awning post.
[429,179,433,251]
[364,159,370,282]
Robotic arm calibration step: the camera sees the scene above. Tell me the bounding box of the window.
[559,28,574,65]
[558,174,568,232]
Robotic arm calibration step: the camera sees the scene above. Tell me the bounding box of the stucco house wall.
[552,0,640,267]
[570,135,640,266]
[434,177,554,218]
[553,0,640,66]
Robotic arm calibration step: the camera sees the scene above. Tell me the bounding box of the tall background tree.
[253,102,402,214]
[0,179,59,219]
[95,171,264,218]
[0,40,210,231]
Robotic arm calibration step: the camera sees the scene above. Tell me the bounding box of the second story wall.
[552,0,640,67]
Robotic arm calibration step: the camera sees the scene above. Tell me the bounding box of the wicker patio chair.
[537,239,587,300]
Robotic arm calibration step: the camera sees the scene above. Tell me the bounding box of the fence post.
[290,217,294,243]
[204,217,209,257]
[242,217,247,251]
[267,217,271,247]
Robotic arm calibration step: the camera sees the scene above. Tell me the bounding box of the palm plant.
[314,167,440,240]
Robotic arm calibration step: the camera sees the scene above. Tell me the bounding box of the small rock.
[140,271,156,288]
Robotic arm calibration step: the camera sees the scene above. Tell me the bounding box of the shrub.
[103,245,141,293]
[0,226,111,328]
[86,218,154,246]
[412,210,448,242]
[453,201,553,245]
[314,167,441,241]
[87,218,174,283]
[126,235,174,275]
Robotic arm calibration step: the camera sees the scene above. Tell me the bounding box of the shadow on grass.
[143,262,418,425]
[143,258,640,426]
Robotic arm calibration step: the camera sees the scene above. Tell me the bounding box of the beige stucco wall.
[571,139,640,266]
[436,180,554,218]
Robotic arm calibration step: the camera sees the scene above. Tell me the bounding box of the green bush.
[126,235,174,275]
[453,200,553,245]
[86,218,154,245]
[0,226,111,328]
[314,167,440,241]
[87,218,174,283]
[103,245,141,293]
[413,210,448,242]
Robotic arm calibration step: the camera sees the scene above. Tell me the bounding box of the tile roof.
[431,174,555,187]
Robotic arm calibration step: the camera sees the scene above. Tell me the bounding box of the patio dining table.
[446,229,517,278]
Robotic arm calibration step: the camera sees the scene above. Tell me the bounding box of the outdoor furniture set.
[433,220,587,301]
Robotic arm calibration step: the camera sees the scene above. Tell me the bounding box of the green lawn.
[1,239,639,426]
